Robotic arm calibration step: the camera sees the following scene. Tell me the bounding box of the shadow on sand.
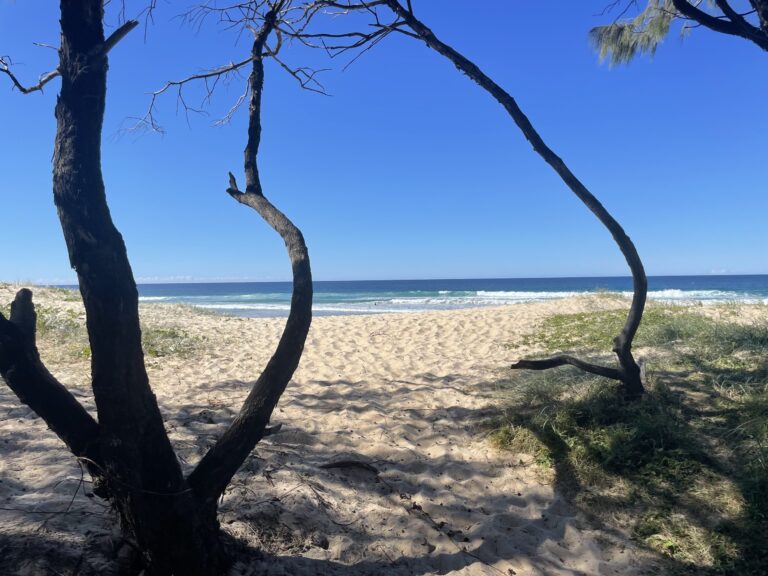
[0,372,666,575]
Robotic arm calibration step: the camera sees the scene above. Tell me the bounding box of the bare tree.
[0,1,311,574]
[591,0,768,65]
[283,0,647,399]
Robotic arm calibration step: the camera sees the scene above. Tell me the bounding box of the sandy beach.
[0,286,691,575]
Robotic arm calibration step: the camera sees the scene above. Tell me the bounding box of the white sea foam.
[475,290,584,301]
[642,289,762,304]
[197,303,290,310]
[140,286,768,317]
[195,302,409,315]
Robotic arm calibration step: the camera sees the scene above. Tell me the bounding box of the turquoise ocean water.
[133,276,768,318]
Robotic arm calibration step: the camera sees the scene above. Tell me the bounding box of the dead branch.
[511,356,623,380]
[0,290,102,469]
[135,1,333,131]
[0,19,138,94]
[133,56,255,132]
[188,3,313,503]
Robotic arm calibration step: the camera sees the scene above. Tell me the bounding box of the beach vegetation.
[42,285,82,302]
[591,0,768,66]
[35,305,83,339]
[493,307,768,574]
[35,305,91,362]
[141,325,204,358]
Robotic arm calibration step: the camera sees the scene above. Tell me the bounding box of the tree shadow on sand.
[2,372,658,575]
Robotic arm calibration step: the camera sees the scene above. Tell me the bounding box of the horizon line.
[20,272,768,286]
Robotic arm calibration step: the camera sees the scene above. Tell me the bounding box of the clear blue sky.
[1,1,766,283]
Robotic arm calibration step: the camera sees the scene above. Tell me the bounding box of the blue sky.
[1,1,766,283]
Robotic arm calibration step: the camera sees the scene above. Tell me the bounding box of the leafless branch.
[138,0,342,130]
[0,19,138,95]
[130,56,254,133]
[271,54,330,93]
[511,356,623,380]
[0,58,60,94]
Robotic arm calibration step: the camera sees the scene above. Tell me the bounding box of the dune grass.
[492,303,768,574]
[2,288,204,361]
[141,325,204,358]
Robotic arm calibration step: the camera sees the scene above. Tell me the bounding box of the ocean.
[135,275,768,318]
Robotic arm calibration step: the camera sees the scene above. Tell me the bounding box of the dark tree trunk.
[189,6,314,506]
[4,2,310,572]
[385,1,647,400]
[53,1,223,573]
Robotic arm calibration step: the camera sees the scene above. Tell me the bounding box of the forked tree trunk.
[1,2,311,573]
[384,0,646,400]
[54,1,223,573]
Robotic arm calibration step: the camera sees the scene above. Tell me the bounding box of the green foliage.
[3,293,202,361]
[43,286,81,302]
[495,306,768,574]
[141,326,203,358]
[35,306,84,338]
[590,1,729,66]
[590,0,675,66]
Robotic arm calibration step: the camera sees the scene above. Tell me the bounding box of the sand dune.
[0,286,662,575]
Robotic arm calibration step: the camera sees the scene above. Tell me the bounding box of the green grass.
[521,302,718,352]
[34,305,91,359]
[141,326,204,358]
[492,304,768,574]
[42,286,82,302]
[2,291,203,360]
[35,305,84,337]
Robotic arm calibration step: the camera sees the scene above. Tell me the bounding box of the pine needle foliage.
[590,0,677,66]
[590,0,727,66]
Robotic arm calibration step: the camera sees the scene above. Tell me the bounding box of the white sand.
[0,286,675,575]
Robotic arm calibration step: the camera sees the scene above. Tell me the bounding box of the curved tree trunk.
[188,5,314,508]
[384,0,646,400]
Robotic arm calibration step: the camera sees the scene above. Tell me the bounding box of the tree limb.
[381,0,646,398]
[0,19,138,95]
[511,356,623,381]
[672,0,768,48]
[0,289,101,463]
[713,0,768,43]
[188,2,313,503]
[750,0,768,32]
